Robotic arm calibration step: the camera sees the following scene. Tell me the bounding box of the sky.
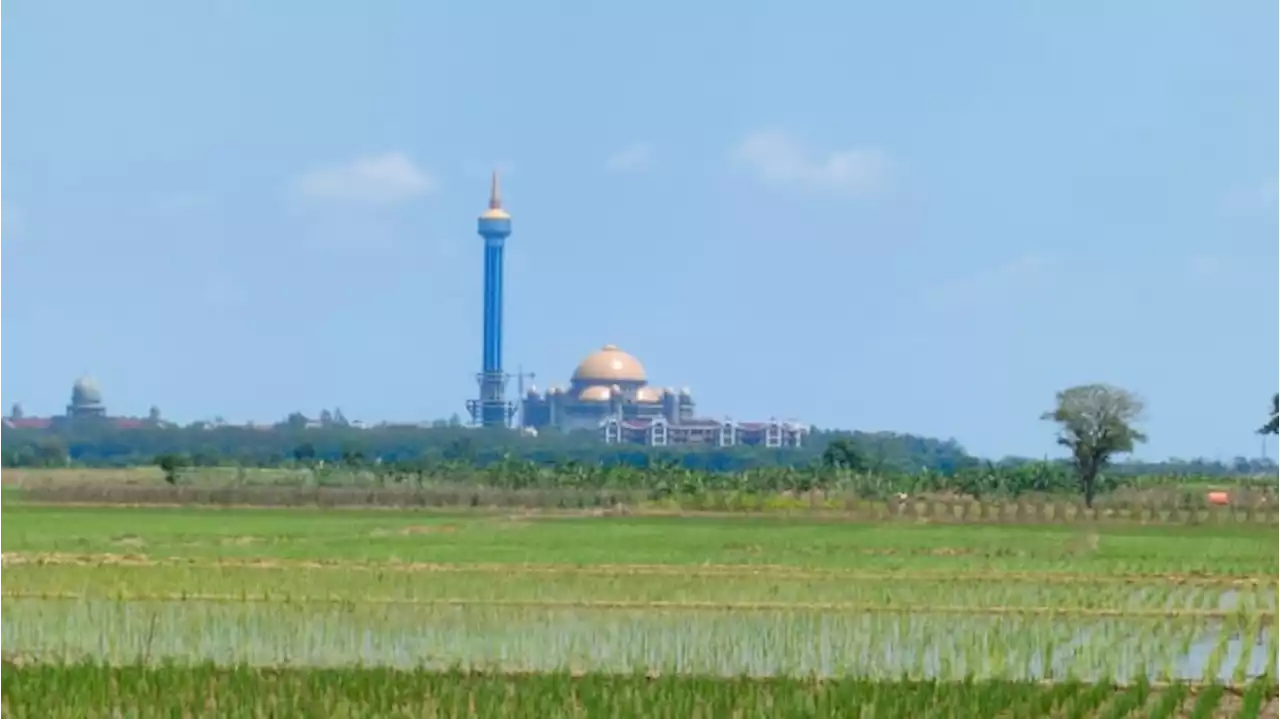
[3,1,1277,461]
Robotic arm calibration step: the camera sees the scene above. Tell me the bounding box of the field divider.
[5,590,1274,620]
[4,552,1273,587]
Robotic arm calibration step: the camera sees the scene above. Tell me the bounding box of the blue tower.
[466,171,516,428]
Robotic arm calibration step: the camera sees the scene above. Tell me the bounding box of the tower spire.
[489,169,503,210]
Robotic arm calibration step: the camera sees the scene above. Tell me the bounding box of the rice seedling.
[3,505,1275,715]
[3,597,1271,683]
[3,663,1275,719]
[1188,684,1227,719]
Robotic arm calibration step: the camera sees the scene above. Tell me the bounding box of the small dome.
[572,345,647,384]
[526,385,539,396]
[634,387,663,403]
[578,386,612,402]
[71,376,103,405]
[479,207,511,221]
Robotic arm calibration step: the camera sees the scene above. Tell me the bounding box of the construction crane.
[512,365,537,429]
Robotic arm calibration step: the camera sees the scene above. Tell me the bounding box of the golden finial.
[479,169,511,221]
[489,169,502,210]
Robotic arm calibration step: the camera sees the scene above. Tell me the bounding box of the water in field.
[2,598,1273,683]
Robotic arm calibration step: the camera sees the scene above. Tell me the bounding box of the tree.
[821,438,866,472]
[1259,393,1278,436]
[155,453,188,485]
[1041,384,1146,508]
[33,438,68,467]
[292,442,317,464]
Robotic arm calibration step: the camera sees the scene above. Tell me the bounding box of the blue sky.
[3,1,1276,461]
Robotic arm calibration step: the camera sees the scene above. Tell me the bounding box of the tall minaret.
[468,170,515,428]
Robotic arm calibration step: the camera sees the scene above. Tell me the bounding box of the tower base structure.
[466,370,516,428]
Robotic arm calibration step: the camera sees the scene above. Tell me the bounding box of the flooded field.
[3,506,1276,716]
[3,597,1276,683]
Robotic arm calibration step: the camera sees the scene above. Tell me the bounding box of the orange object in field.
[1206,491,1229,506]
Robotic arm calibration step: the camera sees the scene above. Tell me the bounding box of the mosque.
[464,173,807,448]
[520,344,807,447]
[3,376,160,430]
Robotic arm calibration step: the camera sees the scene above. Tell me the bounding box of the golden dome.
[572,344,647,384]
[578,386,613,402]
[634,387,663,403]
[479,207,510,221]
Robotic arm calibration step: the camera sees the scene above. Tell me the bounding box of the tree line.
[2,422,973,474]
[4,384,1276,507]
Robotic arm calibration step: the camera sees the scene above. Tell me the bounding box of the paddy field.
[2,503,1276,717]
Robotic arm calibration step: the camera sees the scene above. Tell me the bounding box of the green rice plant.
[1265,626,1279,680]
[1239,677,1280,718]
[1233,612,1265,685]
[1,597,1254,684]
[1142,681,1188,719]
[1202,620,1233,683]
[1186,683,1225,719]
[2,663,1191,719]
[1061,679,1115,719]
[1098,677,1150,718]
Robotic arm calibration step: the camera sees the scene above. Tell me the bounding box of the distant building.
[66,376,107,419]
[454,177,804,445]
[3,376,166,430]
[521,345,807,448]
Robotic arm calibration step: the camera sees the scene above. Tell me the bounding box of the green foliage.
[1,423,974,475]
[153,454,187,485]
[1042,384,1147,507]
[2,663,1265,718]
[821,437,867,472]
[1260,393,1279,436]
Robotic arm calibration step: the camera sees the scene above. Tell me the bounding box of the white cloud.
[1218,177,1278,216]
[1,203,23,237]
[730,129,893,197]
[922,253,1059,310]
[604,144,653,173]
[289,153,437,206]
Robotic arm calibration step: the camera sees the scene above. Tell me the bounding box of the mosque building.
[519,344,807,448]
[3,376,161,430]
[461,173,806,447]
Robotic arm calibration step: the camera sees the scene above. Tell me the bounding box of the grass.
[2,503,1276,716]
[3,466,316,486]
[5,504,1277,573]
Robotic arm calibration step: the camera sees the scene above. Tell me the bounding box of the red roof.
[2,416,153,430]
[4,418,53,429]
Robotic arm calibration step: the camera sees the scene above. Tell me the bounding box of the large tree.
[1041,384,1147,508]
[821,437,867,472]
